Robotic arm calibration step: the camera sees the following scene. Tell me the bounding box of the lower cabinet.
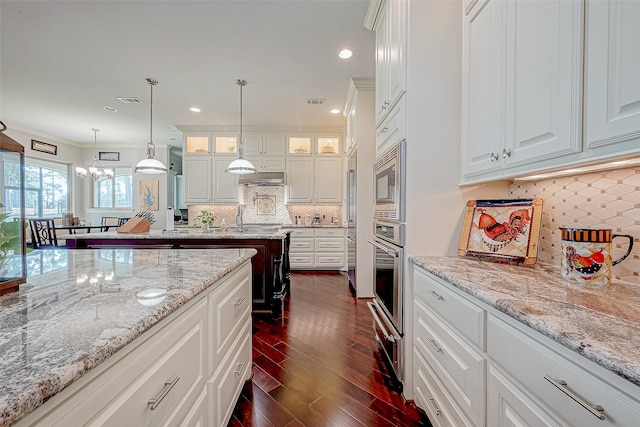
[412,264,640,427]
[19,261,253,427]
[286,227,345,270]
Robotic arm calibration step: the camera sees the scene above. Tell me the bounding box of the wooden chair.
[28,218,58,249]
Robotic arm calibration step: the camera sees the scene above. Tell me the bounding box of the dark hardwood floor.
[229,271,432,427]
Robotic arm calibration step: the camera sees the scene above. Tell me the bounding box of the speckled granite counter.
[66,228,290,241]
[0,248,256,426]
[409,255,640,388]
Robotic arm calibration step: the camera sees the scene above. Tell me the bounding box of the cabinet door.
[504,0,582,165]
[184,156,212,203]
[262,134,286,155]
[241,134,262,156]
[462,0,506,176]
[261,157,285,171]
[185,133,212,154]
[585,0,640,150]
[314,158,342,203]
[386,0,407,113]
[213,159,238,203]
[286,158,314,202]
[374,2,389,124]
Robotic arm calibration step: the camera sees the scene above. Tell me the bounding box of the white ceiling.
[0,0,375,148]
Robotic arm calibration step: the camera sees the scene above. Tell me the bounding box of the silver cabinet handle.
[234,297,246,308]
[490,152,499,162]
[234,362,245,376]
[502,148,512,158]
[367,301,396,343]
[367,239,399,257]
[428,290,443,301]
[382,126,389,132]
[148,376,180,411]
[428,338,443,353]
[544,375,605,420]
[427,397,442,416]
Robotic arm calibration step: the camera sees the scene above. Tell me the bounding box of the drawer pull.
[426,397,442,416]
[148,376,180,411]
[234,362,245,376]
[234,297,246,308]
[428,338,443,353]
[544,375,605,420]
[428,290,443,301]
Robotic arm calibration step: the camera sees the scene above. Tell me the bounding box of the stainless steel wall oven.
[373,140,405,222]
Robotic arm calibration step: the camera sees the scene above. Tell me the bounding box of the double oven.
[367,140,405,389]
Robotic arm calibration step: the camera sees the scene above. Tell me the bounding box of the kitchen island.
[409,256,640,425]
[0,247,256,426]
[66,228,290,314]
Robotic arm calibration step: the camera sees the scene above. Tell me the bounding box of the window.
[3,157,68,218]
[93,168,132,208]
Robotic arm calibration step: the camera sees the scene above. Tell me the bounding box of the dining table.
[54,224,113,234]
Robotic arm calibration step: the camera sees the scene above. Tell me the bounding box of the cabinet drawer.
[289,238,314,252]
[315,228,344,237]
[290,254,314,268]
[414,268,485,349]
[58,299,208,426]
[488,314,640,426]
[314,238,345,252]
[209,264,251,372]
[288,228,315,238]
[414,349,473,427]
[376,100,406,155]
[414,299,485,426]
[209,319,252,427]
[314,253,345,268]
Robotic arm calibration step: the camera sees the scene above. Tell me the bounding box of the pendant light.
[135,78,167,174]
[75,129,114,180]
[226,79,256,174]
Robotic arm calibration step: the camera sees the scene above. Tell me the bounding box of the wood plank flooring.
[229,271,432,427]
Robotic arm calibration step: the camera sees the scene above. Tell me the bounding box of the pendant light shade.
[135,78,168,174]
[226,79,256,174]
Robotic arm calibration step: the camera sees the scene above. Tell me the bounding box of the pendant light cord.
[237,79,247,159]
[146,78,158,159]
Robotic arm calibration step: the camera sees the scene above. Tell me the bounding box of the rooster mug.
[560,227,633,285]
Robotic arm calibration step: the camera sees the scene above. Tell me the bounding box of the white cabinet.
[20,261,253,427]
[243,134,286,156]
[376,99,406,156]
[183,156,212,203]
[371,0,407,127]
[213,158,238,203]
[412,263,640,427]
[584,0,640,151]
[462,0,583,179]
[286,228,345,270]
[286,158,314,203]
[314,158,342,203]
[245,156,285,172]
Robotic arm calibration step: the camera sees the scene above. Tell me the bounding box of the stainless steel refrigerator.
[346,149,356,293]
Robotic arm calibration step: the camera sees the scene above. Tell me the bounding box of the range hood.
[238,171,285,186]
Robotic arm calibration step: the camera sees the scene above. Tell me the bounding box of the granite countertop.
[65,228,290,240]
[409,255,640,388]
[0,248,257,426]
[284,224,344,228]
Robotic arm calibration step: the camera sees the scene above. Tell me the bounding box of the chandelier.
[75,129,114,180]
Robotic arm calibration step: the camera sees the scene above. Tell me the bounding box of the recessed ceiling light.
[338,49,353,59]
[330,109,341,114]
[190,107,201,113]
[103,106,119,112]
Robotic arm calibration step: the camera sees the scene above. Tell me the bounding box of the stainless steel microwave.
[374,140,405,222]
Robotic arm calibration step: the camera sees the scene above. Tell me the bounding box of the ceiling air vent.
[117,97,143,104]
[306,98,325,105]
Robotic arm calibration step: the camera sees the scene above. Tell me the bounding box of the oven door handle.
[367,239,399,257]
[367,301,398,343]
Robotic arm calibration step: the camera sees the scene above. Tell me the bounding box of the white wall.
[402,0,507,399]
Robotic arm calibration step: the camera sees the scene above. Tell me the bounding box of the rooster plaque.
[458,199,543,264]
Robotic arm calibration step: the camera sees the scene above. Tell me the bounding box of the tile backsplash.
[510,166,640,284]
[188,185,342,228]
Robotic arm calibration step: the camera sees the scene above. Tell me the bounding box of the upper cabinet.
[366,0,408,156]
[185,134,211,155]
[287,136,313,155]
[461,0,640,184]
[213,135,238,155]
[243,134,286,156]
[462,0,583,179]
[584,0,640,151]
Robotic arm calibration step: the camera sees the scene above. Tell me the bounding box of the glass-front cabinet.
[185,133,211,154]
[0,122,27,293]
[214,135,238,154]
[287,136,312,155]
[316,136,341,155]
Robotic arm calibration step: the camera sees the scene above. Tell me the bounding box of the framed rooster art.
[458,198,543,265]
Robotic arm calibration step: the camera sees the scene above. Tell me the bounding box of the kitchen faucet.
[235,205,244,232]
